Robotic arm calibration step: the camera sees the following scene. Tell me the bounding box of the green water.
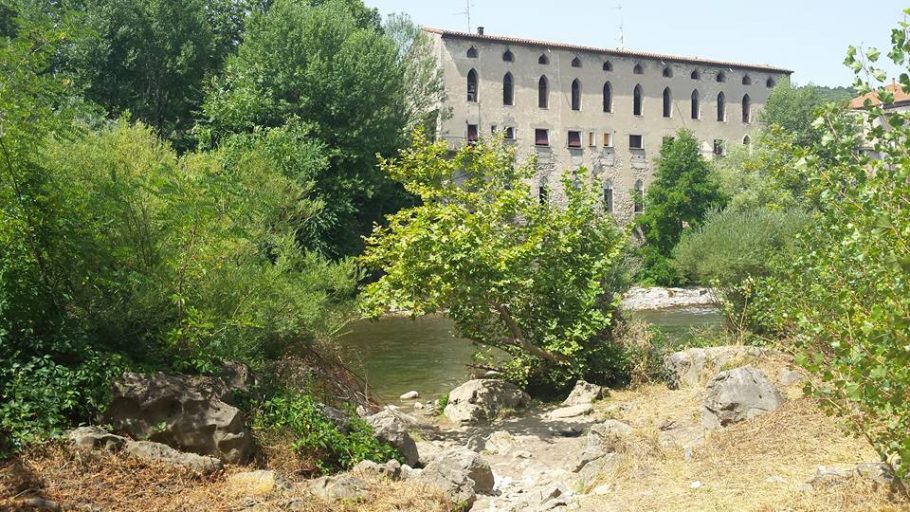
[337,308,723,403]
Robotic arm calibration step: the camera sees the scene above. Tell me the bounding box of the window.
[538,54,549,65]
[571,79,581,111]
[567,130,582,148]
[629,134,643,149]
[491,125,497,134]
[538,180,549,204]
[662,87,672,118]
[742,74,752,85]
[713,139,725,156]
[467,46,478,58]
[538,75,549,108]
[505,127,515,140]
[634,180,644,213]
[503,49,514,62]
[691,89,700,119]
[603,132,613,147]
[663,67,673,78]
[467,124,478,144]
[603,82,612,113]
[571,56,582,68]
[535,128,549,146]
[742,135,751,146]
[662,135,675,146]
[716,71,726,83]
[503,72,514,106]
[603,181,614,213]
[742,94,751,123]
[633,63,643,74]
[467,69,478,102]
[633,84,643,116]
[766,77,776,88]
[691,69,700,79]
[588,132,596,147]
[716,92,725,122]
[603,61,613,71]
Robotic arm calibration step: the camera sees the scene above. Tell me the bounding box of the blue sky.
[365,0,907,87]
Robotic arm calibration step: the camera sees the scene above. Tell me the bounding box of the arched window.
[634,180,644,213]
[742,94,751,123]
[503,49,514,62]
[538,54,549,65]
[538,75,549,109]
[571,79,581,111]
[603,61,613,71]
[691,89,700,119]
[603,180,614,213]
[633,63,643,74]
[571,56,582,68]
[503,72,514,106]
[467,69,478,102]
[742,74,752,85]
[716,92,726,121]
[633,84,643,116]
[691,69,700,79]
[663,67,673,78]
[716,71,726,83]
[743,135,751,145]
[766,77,776,88]
[603,82,612,113]
[662,87,672,118]
[467,46,478,58]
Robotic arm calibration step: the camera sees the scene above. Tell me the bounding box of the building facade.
[424,26,793,220]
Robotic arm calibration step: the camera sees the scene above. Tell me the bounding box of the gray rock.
[809,463,894,489]
[443,379,530,424]
[105,371,250,463]
[399,391,419,400]
[67,426,127,452]
[573,420,631,472]
[664,346,773,389]
[417,447,495,509]
[562,380,606,406]
[352,459,402,480]
[483,430,515,455]
[226,470,281,495]
[515,482,573,511]
[703,366,783,429]
[364,410,419,467]
[778,368,804,387]
[124,440,222,474]
[415,440,445,466]
[544,403,593,420]
[305,474,369,501]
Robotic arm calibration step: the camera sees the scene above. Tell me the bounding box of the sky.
[365,0,908,87]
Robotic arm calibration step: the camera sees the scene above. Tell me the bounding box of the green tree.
[635,130,726,285]
[360,134,629,391]
[760,80,827,148]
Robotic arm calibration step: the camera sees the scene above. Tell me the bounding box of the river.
[336,308,723,404]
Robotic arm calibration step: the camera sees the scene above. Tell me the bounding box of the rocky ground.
[620,286,718,311]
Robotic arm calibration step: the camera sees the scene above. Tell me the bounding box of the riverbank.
[620,286,719,311]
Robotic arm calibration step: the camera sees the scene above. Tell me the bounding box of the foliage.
[635,130,726,285]
[760,80,830,148]
[201,0,412,257]
[252,391,401,474]
[360,134,629,392]
[760,16,910,478]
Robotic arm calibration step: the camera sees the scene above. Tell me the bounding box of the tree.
[359,134,629,391]
[635,130,726,285]
[760,80,827,148]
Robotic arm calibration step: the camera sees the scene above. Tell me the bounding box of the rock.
[664,346,773,389]
[778,368,804,387]
[105,372,250,463]
[483,370,502,378]
[544,403,593,420]
[515,482,573,511]
[621,286,718,311]
[305,474,369,501]
[219,361,255,392]
[364,410,419,467]
[352,459,402,480]
[548,424,583,437]
[592,484,611,495]
[562,380,606,406]
[226,470,280,496]
[703,366,783,429]
[67,426,127,452]
[20,498,60,511]
[483,430,515,455]
[415,441,445,466]
[124,440,222,475]
[443,379,530,424]
[690,480,703,489]
[417,447,495,509]
[318,403,352,433]
[592,419,633,438]
[809,463,894,489]
[573,420,631,472]
[400,391,419,400]
[413,402,425,410]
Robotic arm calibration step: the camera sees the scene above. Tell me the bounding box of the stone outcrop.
[573,420,631,474]
[125,440,223,474]
[415,447,495,510]
[67,426,128,452]
[808,463,895,489]
[621,287,717,311]
[702,366,783,429]
[544,403,593,420]
[105,371,250,463]
[304,474,370,501]
[226,470,281,496]
[443,379,530,424]
[664,346,773,389]
[352,459,402,480]
[562,380,606,406]
[364,409,419,467]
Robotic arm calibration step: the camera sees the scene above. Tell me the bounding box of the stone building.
[849,81,910,160]
[424,26,792,220]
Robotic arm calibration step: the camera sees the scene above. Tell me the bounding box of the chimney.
[477,26,485,35]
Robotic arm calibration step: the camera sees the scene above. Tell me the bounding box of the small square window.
[629,134,643,149]
[588,132,596,147]
[505,127,515,140]
[535,129,549,146]
[603,133,613,148]
[713,139,725,156]
[568,130,582,148]
[467,124,478,144]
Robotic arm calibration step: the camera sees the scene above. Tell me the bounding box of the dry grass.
[584,361,908,512]
[0,444,451,512]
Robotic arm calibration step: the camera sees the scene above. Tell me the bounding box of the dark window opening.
[629,134,643,149]
[691,89,700,119]
[603,185,614,213]
[633,63,643,74]
[503,72,514,106]
[742,74,752,85]
[603,61,613,71]
[716,71,726,83]
[603,82,612,113]
[505,127,515,140]
[716,92,725,122]
[691,69,700,79]
[467,46,478,58]
[467,124,478,144]
[571,56,582,68]
[571,79,581,111]
[766,77,776,88]
[535,129,549,146]
[662,135,675,146]
[634,180,644,213]
[743,135,751,145]
[539,54,549,65]
[467,69,478,102]
[742,94,751,123]
[662,87,672,118]
[663,67,673,78]
[538,75,549,108]
[633,84,643,116]
[568,130,582,148]
[539,182,549,204]
[713,139,725,156]
[503,49,514,62]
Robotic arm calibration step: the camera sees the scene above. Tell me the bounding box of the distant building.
[424,26,792,220]
[849,81,910,160]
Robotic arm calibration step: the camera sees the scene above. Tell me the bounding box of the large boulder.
[364,409,419,467]
[105,371,250,463]
[664,346,773,389]
[67,426,127,452]
[443,379,530,424]
[124,440,223,474]
[702,366,783,429]
[416,447,495,510]
[562,380,606,406]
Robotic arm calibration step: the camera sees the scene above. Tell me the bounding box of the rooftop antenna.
[454,0,474,33]
[616,2,625,49]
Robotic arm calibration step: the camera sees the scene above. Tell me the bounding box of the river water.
[336,308,723,403]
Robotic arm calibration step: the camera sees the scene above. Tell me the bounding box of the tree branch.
[493,303,569,363]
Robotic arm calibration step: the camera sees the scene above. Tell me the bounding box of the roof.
[422,27,794,75]
[849,82,910,109]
